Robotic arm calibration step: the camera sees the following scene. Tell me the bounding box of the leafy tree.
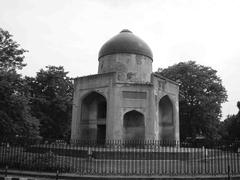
[0,28,26,71]
[220,102,240,140]
[27,66,73,139]
[158,61,227,140]
[0,28,39,137]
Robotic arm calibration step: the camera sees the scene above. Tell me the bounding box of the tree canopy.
[158,61,227,140]
[0,28,73,139]
[220,102,240,140]
[0,28,27,71]
[0,28,39,138]
[27,66,73,139]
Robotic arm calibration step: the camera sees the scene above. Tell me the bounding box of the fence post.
[203,146,206,174]
[4,165,8,177]
[228,165,230,180]
[56,170,59,180]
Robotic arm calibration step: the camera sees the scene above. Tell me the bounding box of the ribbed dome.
[98,29,153,60]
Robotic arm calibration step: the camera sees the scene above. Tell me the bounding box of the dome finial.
[120,29,132,33]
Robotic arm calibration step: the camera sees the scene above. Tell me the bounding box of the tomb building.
[71,29,179,142]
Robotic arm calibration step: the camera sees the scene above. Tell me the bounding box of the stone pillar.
[71,84,80,140]
[174,95,180,142]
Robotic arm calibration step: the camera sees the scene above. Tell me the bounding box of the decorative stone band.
[122,91,147,99]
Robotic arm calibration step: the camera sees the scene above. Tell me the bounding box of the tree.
[158,61,227,140]
[220,102,240,140]
[0,28,39,138]
[0,28,26,71]
[27,66,73,139]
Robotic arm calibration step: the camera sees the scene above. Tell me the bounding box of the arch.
[123,108,145,116]
[123,110,145,141]
[159,95,173,125]
[159,95,174,140]
[80,91,107,142]
[80,90,107,102]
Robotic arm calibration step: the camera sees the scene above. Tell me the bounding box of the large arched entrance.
[80,92,107,142]
[123,110,145,141]
[159,95,174,140]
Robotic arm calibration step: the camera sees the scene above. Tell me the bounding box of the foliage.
[158,61,227,140]
[0,28,27,71]
[220,102,240,140]
[27,66,73,139]
[0,28,39,138]
[0,28,73,139]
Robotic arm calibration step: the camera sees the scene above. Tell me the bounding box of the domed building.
[71,30,179,142]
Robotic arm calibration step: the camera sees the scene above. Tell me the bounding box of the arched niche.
[123,110,145,141]
[159,95,174,140]
[80,91,107,142]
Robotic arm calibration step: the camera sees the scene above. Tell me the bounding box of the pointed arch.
[123,110,145,141]
[159,95,174,140]
[80,91,107,142]
[80,90,107,102]
[159,95,173,125]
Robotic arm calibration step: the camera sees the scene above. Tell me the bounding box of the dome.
[98,29,153,60]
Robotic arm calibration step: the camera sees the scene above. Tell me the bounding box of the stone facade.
[71,30,179,141]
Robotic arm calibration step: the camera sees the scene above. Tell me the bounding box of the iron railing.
[0,138,239,176]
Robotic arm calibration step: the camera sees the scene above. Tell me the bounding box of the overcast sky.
[1,0,240,120]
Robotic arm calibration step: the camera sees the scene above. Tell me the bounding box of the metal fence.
[0,138,240,176]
